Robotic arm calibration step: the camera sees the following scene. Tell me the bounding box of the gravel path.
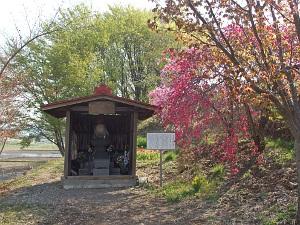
[1,181,201,225]
[0,159,204,225]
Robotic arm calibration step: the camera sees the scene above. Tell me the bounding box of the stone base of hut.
[62,175,137,189]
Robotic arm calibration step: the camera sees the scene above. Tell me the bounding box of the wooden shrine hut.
[41,85,156,189]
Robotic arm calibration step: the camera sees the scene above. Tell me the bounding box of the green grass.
[137,151,160,161]
[164,151,178,162]
[209,164,225,181]
[138,149,223,203]
[0,203,49,225]
[160,180,195,202]
[137,149,193,202]
[137,150,178,162]
[260,204,296,225]
[0,159,63,192]
[137,150,179,169]
[3,141,58,151]
[0,159,63,225]
[265,138,294,165]
[151,171,221,203]
[137,136,147,149]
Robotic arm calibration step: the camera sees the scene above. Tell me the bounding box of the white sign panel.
[147,133,176,150]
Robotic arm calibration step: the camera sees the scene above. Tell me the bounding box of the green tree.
[97,6,177,101]
[14,5,101,155]
[12,4,176,154]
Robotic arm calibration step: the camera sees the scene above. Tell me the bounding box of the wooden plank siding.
[131,111,138,177]
[64,110,71,178]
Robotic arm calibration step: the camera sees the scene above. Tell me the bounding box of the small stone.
[138,177,148,185]
[287,181,297,190]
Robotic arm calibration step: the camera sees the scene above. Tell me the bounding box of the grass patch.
[164,151,178,162]
[137,150,178,162]
[266,138,294,165]
[209,164,225,181]
[0,203,49,225]
[137,136,147,149]
[260,204,296,225]
[3,142,58,151]
[137,150,160,161]
[160,180,195,202]
[0,159,63,192]
[153,171,221,203]
[0,159,63,224]
[192,174,219,200]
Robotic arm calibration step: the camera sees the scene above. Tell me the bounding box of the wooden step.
[62,176,137,189]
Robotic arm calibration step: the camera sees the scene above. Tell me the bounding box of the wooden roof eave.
[41,94,157,120]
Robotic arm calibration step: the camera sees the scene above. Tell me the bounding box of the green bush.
[209,164,225,181]
[192,175,209,192]
[137,136,147,148]
[191,172,221,202]
[164,151,178,162]
[192,176,202,192]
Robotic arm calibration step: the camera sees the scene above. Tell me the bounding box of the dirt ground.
[0,180,254,225]
[0,180,207,225]
[1,177,295,225]
[0,159,229,225]
[0,158,200,225]
[0,158,297,225]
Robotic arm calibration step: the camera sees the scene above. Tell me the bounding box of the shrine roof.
[41,86,156,120]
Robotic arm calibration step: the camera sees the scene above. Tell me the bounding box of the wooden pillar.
[130,111,138,177]
[64,110,71,178]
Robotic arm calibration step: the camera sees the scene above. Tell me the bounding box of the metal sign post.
[146,133,176,187]
[160,149,163,187]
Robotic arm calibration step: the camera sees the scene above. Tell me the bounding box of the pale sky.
[0,0,155,45]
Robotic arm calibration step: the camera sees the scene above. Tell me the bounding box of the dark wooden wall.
[65,111,136,177]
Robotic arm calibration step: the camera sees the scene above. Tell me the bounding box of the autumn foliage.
[149,48,260,173]
[149,20,300,171]
[149,0,300,221]
[0,71,22,151]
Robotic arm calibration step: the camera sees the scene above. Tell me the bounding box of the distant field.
[3,139,58,151]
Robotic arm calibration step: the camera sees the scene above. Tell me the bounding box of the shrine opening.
[41,85,156,189]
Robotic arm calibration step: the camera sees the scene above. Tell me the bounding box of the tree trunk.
[0,137,7,155]
[295,137,300,224]
[285,113,300,223]
[56,141,65,156]
[134,86,141,101]
[54,130,64,156]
